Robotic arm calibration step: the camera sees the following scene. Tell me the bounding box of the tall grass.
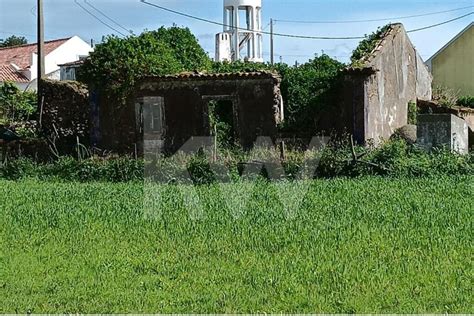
[1,139,472,182]
[0,176,472,313]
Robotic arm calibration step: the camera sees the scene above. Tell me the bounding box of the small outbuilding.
[94,71,283,153]
[327,23,433,144]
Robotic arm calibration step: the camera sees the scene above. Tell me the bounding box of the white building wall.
[28,36,92,83]
[44,36,92,78]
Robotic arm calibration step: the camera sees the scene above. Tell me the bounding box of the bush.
[187,153,216,185]
[432,86,459,108]
[0,157,38,180]
[351,24,391,66]
[1,139,472,182]
[0,82,37,123]
[209,56,345,134]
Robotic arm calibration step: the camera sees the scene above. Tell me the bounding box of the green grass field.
[0,177,472,313]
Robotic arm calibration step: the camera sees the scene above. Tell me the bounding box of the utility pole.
[37,0,45,81]
[37,0,45,126]
[270,18,274,65]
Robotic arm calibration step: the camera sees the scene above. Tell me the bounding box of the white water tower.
[215,0,263,62]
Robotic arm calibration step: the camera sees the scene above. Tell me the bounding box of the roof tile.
[0,38,71,69]
[0,65,29,83]
[143,71,280,81]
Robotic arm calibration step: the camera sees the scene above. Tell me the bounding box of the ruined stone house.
[328,23,432,144]
[95,71,283,153]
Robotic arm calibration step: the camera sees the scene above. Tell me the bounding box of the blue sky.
[1,0,473,64]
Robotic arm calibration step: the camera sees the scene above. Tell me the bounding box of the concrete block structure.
[418,99,474,149]
[417,114,469,154]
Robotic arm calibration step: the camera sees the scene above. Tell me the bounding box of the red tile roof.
[0,65,29,83]
[143,71,281,81]
[0,38,71,69]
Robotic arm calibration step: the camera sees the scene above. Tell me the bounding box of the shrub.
[0,157,39,180]
[1,139,472,182]
[0,156,144,182]
[432,86,459,108]
[0,82,37,123]
[350,24,391,66]
[187,153,216,185]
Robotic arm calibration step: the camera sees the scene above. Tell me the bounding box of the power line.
[83,0,134,35]
[262,21,271,31]
[140,0,473,40]
[275,5,474,24]
[74,0,127,37]
[139,0,365,40]
[407,11,473,32]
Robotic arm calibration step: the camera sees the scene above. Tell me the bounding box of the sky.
[1,0,473,64]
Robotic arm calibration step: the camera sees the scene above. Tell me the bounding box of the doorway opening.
[207,99,237,149]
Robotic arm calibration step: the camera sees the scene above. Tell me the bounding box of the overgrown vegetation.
[210,56,344,133]
[457,95,474,108]
[350,24,391,66]
[1,139,472,182]
[78,25,345,133]
[276,56,344,132]
[77,27,211,104]
[208,100,236,149]
[0,156,143,182]
[431,87,474,109]
[407,101,417,124]
[0,176,472,313]
[432,85,459,108]
[0,82,37,124]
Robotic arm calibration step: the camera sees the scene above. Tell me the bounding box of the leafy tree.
[150,27,212,71]
[0,82,37,123]
[0,35,28,48]
[77,27,211,104]
[209,56,344,133]
[278,55,344,132]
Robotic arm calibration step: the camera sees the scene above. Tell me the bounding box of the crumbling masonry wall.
[337,24,432,144]
[40,79,90,150]
[97,72,283,153]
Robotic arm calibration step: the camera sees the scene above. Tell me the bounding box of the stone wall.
[40,79,90,151]
[96,72,283,153]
